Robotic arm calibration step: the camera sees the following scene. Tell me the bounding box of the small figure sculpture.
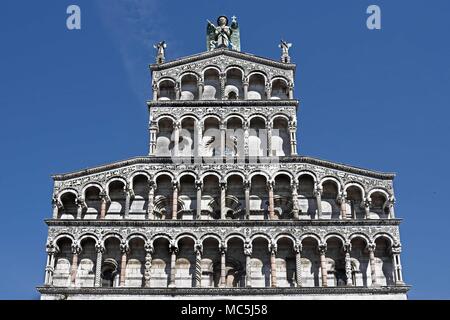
[279,40,292,63]
[153,41,167,64]
[206,16,240,51]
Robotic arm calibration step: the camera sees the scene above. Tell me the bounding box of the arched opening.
[321,181,340,220]
[225,175,245,220]
[158,80,176,101]
[179,175,196,219]
[201,175,220,220]
[130,175,149,219]
[298,175,316,219]
[272,117,290,156]
[225,68,243,99]
[250,175,269,220]
[225,238,246,287]
[175,238,195,287]
[155,118,174,156]
[275,238,296,287]
[179,117,196,157]
[249,117,267,157]
[102,237,121,287]
[150,238,171,287]
[76,238,96,287]
[126,238,145,287]
[346,186,364,219]
[248,74,266,100]
[370,192,389,219]
[374,237,395,286]
[300,238,320,287]
[225,117,244,157]
[325,237,346,287]
[271,79,289,99]
[250,238,271,287]
[180,74,198,100]
[350,237,370,286]
[202,117,221,157]
[154,175,172,220]
[107,181,126,219]
[201,238,220,287]
[53,237,73,286]
[59,192,77,219]
[84,187,101,219]
[273,174,292,219]
[203,69,220,100]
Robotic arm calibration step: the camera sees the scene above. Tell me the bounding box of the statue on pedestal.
[207,16,240,51]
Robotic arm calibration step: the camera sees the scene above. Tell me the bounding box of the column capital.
[95,242,105,254]
[337,191,347,203]
[367,243,376,253]
[219,242,227,254]
[318,243,327,255]
[195,180,203,191]
[391,243,402,254]
[294,242,302,254]
[268,241,277,255]
[144,241,154,254]
[52,195,63,209]
[99,191,111,203]
[76,196,87,210]
[169,242,179,254]
[173,121,181,130]
[195,241,203,255]
[46,241,57,254]
[343,242,352,253]
[267,180,275,190]
[172,180,179,190]
[120,242,130,254]
[71,243,81,255]
[314,184,323,196]
[244,180,251,189]
[220,181,227,190]
[244,242,253,256]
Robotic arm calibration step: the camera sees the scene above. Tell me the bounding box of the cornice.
[147,99,299,108]
[37,285,411,296]
[149,48,296,71]
[45,219,402,228]
[52,156,395,181]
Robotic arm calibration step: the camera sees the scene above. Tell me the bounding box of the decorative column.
[175,81,181,100]
[196,180,203,220]
[244,180,251,220]
[318,244,328,287]
[196,121,204,158]
[268,181,276,220]
[220,122,226,157]
[291,182,300,220]
[219,242,227,287]
[367,243,377,286]
[314,184,323,219]
[149,120,158,155]
[338,191,347,220]
[194,242,203,288]
[99,191,109,219]
[52,196,61,219]
[144,242,154,287]
[244,242,252,287]
[147,180,155,219]
[243,77,249,100]
[197,80,204,100]
[94,242,105,287]
[269,241,277,288]
[289,119,297,155]
[168,243,178,288]
[294,242,302,287]
[124,186,133,219]
[265,82,272,100]
[76,196,85,220]
[152,81,158,101]
[119,242,129,287]
[288,81,294,99]
[44,242,57,286]
[243,120,249,156]
[344,243,353,286]
[70,243,81,287]
[363,198,371,219]
[387,196,396,219]
[267,125,273,157]
[220,182,227,220]
[391,245,404,285]
[171,181,179,220]
[220,71,226,99]
[173,121,180,157]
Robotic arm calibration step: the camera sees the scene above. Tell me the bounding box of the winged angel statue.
[206,16,241,51]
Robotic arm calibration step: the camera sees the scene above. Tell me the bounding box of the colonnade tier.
[152,68,294,101]
[44,233,404,289]
[53,172,395,221]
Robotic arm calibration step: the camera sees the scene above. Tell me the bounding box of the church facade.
[38,16,409,300]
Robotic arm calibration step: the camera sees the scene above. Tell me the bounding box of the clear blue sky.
[0,0,449,299]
